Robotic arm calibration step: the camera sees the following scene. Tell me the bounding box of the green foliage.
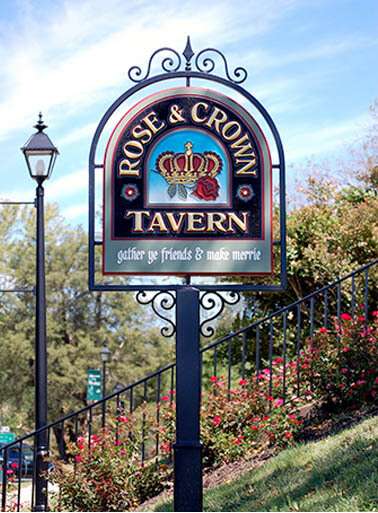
[0,204,171,432]
[227,112,378,335]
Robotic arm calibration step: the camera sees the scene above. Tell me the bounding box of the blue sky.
[0,0,377,226]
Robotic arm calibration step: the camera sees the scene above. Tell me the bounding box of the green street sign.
[0,432,16,444]
[87,368,102,401]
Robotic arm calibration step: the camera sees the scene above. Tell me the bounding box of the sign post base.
[174,286,203,512]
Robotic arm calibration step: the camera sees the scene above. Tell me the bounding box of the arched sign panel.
[103,87,272,275]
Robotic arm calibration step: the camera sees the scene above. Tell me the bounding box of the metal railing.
[0,259,377,511]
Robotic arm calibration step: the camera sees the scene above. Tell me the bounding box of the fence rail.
[1,259,377,511]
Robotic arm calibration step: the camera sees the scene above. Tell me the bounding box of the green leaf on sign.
[178,185,187,199]
[168,184,177,198]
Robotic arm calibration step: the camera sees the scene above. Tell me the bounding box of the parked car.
[0,443,34,478]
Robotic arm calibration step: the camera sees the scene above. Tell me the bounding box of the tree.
[0,203,172,433]
[225,101,378,333]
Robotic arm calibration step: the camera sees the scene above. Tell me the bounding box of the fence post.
[174,286,203,512]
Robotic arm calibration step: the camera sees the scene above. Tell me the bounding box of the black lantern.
[21,113,59,183]
[100,344,112,363]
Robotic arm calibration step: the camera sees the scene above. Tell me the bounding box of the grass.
[154,415,378,512]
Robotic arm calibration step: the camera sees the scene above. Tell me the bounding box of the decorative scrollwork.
[127,36,248,84]
[194,48,248,84]
[136,291,176,338]
[200,291,241,338]
[128,47,182,83]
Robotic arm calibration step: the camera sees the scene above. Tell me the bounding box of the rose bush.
[50,418,170,512]
[50,312,377,511]
[301,309,378,409]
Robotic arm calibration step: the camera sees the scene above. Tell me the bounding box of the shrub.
[50,419,170,511]
[302,310,378,409]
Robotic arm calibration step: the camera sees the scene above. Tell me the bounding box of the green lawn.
[155,415,378,512]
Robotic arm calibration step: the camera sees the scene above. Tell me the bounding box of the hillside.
[155,415,378,512]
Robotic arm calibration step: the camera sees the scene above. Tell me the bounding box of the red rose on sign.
[192,177,219,201]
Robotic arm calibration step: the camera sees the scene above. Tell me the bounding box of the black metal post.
[174,287,203,512]
[102,360,107,428]
[34,184,48,512]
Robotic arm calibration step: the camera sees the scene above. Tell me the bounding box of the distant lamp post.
[113,383,126,416]
[100,343,112,427]
[21,113,59,512]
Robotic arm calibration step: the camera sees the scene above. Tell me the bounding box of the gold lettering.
[230,133,257,175]
[207,212,228,232]
[125,211,149,232]
[166,212,186,232]
[119,158,140,176]
[236,158,257,175]
[132,124,152,144]
[191,102,209,123]
[205,107,228,133]
[123,140,144,159]
[169,104,186,124]
[147,212,169,232]
[230,133,254,158]
[187,212,206,232]
[142,111,165,134]
[228,212,249,232]
[222,121,242,141]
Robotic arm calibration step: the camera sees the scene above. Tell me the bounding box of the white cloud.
[0,168,87,202]
[48,168,88,201]
[59,123,97,146]
[243,34,378,73]
[62,203,88,221]
[285,113,371,162]
[0,0,301,141]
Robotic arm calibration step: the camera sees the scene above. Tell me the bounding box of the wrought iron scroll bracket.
[136,289,244,338]
[136,290,176,338]
[199,291,241,338]
[127,36,248,84]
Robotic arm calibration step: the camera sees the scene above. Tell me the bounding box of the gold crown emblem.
[156,142,222,185]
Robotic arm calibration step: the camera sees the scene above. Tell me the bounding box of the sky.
[0,0,377,227]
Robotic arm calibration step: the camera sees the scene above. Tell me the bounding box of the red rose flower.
[340,313,352,321]
[212,415,222,426]
[319,327,328,334]
[160,442,171,453]
[192,177,220,201]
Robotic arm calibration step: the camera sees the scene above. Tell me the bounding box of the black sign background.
[111,94,264,240]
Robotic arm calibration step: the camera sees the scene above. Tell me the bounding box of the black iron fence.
[0,259,377,511]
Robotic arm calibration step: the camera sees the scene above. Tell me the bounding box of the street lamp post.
[100,343,111,427]
[21,114,59,512]
[113,383,126,416]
